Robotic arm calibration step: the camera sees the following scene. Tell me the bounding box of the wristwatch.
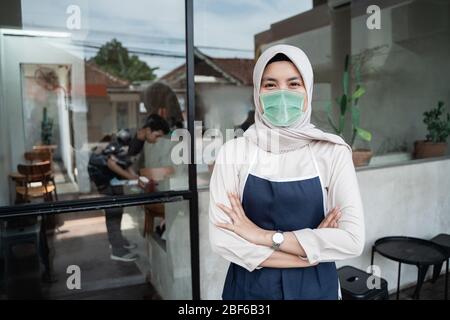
[271,231,284,250]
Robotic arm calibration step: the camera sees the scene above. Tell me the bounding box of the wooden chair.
[7,161,57,282]
[32,144,57,153]
[24,149,52,163]
[23,150,58,200]
[138,167,174,238]
[15,161,56,203]
[143,203,165,238]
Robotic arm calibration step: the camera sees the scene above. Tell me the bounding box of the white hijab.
[244,44,351,154]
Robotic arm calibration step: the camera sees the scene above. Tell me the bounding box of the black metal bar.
[370,246,375,274]
[0,190,191,218]
[445,259,448,300]
[185,0,200,301]
[397,262,401,300]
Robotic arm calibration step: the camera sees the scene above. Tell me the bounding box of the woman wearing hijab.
[208,44,365,300]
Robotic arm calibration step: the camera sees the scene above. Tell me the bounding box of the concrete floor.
[389,273,448,300]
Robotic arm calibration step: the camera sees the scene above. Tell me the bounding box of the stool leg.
[431,262,443,283]
[370,247,375,274]
[413,265,429,300]
[397,262,401,300]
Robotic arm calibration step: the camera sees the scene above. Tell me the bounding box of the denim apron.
[222,144,339,300]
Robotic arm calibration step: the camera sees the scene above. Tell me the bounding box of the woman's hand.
[318,206,342,229]
[216,192,266,245]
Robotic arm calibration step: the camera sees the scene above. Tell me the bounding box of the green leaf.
[356,127,372,141]
[339,115,345,133]
[343,71,349,96]
[352,86,365,100]
[340,94,347,115]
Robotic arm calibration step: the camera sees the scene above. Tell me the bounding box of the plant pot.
[413,140,448,159]
[352,149,373,167]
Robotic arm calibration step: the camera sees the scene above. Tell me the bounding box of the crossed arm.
[216,192,342,269]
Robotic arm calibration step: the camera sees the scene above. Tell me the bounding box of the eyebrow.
[261,76,302,82]
[261,77,277,82]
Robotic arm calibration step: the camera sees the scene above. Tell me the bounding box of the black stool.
[430,234,449,300]
[338,266,389,300]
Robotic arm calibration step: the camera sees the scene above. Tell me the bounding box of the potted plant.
[414,101,450,159]
[41,106,54,145]
[326,55,373,167]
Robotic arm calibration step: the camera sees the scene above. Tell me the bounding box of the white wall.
[199,158,450,299]
[146,200,192,300]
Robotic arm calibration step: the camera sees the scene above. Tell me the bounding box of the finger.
[319,210,333,228]
[329,206,339,217]
[216,222,234,232]
[332,211,342,226]
[319,207,339,228]
[232,192,246,217]
[228,192,245,218]
[323,208,338,225]
[331,211,341,221]
[217,203,237,223]
[319,217,331,228]
[325,210,340,227]
[331,211,342,223]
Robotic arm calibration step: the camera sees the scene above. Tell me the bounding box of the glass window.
[193,0,450,179]
[193,0,313,188]
[0,200,192,299]
[350,0,450,166]
[0,0,189,207]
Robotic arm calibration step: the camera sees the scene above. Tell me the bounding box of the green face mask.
[260,90,305,127]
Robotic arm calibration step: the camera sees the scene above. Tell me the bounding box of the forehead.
[262,61,301,80]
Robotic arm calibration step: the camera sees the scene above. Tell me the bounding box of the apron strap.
[308,143,328,214]
[308,143,321,176]
[240,145,259,201]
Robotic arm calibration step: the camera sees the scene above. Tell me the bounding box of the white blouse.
[209,137,365,272]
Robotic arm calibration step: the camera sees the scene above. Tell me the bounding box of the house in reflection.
[84,62,138,143]
[160,48,255,134]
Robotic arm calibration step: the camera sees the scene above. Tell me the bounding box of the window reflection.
[0,201,191,299]
[0,0,187,207]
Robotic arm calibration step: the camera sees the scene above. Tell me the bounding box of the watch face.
[273,232,284,244]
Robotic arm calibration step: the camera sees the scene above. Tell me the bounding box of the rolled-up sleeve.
[209,140,274,272]
[293,144,365,265]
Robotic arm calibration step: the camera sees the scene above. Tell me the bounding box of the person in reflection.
[88,114,170,262]
[236,109,255,132]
